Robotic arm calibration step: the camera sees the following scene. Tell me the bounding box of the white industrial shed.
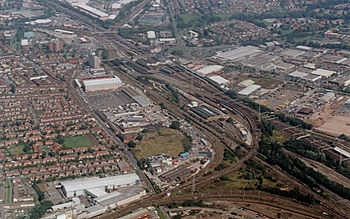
[238,84,261,96]
[197,65,223,75]
[208,75,229,85]
[311,69,336,78]
[61,174,140,198]
[215,46,261,61]
[77,4,109,18]
[83,77,122,92]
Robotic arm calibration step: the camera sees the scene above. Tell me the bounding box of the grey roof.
[61,174,139,192]
[83,77,122,86]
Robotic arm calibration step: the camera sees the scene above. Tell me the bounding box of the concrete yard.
[308,98,350,137]
[86,90,135,110]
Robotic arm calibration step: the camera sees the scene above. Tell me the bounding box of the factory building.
[83,77,122,92]
[77,4,109,19]
[60,174,140,198]
[190,105,228,121]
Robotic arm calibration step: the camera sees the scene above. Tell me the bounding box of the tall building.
[49,39,63,52]
[88,52,100,69]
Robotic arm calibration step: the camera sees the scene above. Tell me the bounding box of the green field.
[63,135,92,149]
[34,109,44,116]
[269,130,289,144]
[197,167,283,193]
[4,179,13,204]
[8,145,24,156]
[134,128,185,159]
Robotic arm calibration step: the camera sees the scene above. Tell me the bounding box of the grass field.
[8,145,24,156]
[4,179,13,204]
[134,128,185,159]
[269,130,289,144]
[197,166,283,193]
[64,135,92,149]
[34,109,44,116]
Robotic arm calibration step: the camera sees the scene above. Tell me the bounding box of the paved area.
[86,90,135,110]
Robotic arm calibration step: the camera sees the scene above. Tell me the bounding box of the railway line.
[253,157,350,218]
[108,64,260,187]
[99,190,332,219]
[265,118,350,166]
[44,0,144,58]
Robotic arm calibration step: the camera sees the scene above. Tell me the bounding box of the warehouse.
[215,46,261,62]
[61,173,140,198]
[238,84,261,96]
[238,79,255,87]
[208,75,229,86]
[77,4,109,19]
[197,65,223,75]
[190,105,227,121]
[311,69,336,78]
[83,77,122,92]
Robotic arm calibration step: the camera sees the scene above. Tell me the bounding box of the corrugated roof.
[83,77,122,86]
[77,4,109,17]
[61,174,139,192]
[311,69,335,78]
[208,75,229,85]
[238,84,261,96]
[197,65,223,75]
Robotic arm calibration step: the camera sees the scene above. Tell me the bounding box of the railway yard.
[2,0,350,218]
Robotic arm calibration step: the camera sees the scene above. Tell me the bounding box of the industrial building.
[238,79,255,87]
[190,105,227,121]
[77,4,109,19]
[208,75,229,86]
[83,77,122,92]
[197,65,223,75]
[60,173,140,198]
[311,68,336,78]
[215,46,262,62]
[238,84,261,96]
[43,187,145,219]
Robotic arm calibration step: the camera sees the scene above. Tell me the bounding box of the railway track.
[108,64,260,187]
[99,191,332,219]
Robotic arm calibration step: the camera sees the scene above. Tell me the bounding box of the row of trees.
[284,139,350,180]
[28,200,53,219]
[259,139,350,201]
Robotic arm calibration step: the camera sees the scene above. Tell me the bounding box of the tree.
[136,135,143,141]
[23,145,32,153]
[170,121,181,130]
[57,135,64,144]
[127,141,136,148]
[260,120,275,137]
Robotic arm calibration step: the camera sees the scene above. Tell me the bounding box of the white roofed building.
[83,77,122,92]
[311,69,336,78]
[208,75,229,86]
[147,31,156,39]
[238,84,261,96]
[197,65,223,75]
[61,173,140,198]
[77,4,110,19]
[215,46,261,62]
